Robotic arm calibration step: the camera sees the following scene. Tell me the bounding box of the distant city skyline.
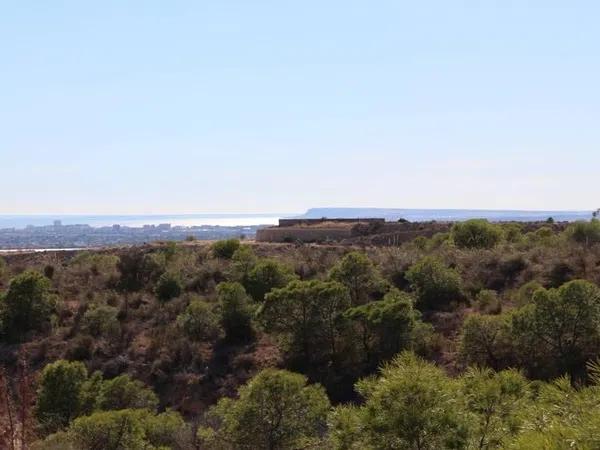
[2,2,599,214]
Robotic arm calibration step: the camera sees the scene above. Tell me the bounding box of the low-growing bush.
[452,219,503,249]
[212,239,241,259]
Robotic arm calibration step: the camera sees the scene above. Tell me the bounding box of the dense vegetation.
[2,219,600,448]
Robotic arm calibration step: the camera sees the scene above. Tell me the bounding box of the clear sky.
[1,1,598,214]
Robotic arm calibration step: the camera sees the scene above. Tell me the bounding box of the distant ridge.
[296,208,592,222]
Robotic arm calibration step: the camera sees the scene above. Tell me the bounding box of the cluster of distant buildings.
[0,221,259,250]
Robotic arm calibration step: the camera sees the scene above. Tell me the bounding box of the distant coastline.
[0,209,593,231]
[0,214,289,230]
[297,208,592,223]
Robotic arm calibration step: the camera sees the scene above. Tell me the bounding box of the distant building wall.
[278,218,385,227]
[257,220,453,244]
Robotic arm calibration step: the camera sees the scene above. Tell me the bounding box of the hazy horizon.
[0,207,593,231]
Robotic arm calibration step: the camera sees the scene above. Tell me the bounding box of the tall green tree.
[217,281,254,341]
[260,280,350,369]
[330,352,468,450]
[459,314,515,371]
[344,289,420,366]
[329,251,386,306]
[199,369,330,450]
[460,368,529,449]
[512,280,600,378]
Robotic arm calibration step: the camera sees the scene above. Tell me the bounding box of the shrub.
[1,271,57,341]
[177,297,221,341]
[405,257,463,310]
[212,239,241,259]
[60,409,186,450]
[228,245,257,284]
[567,219,600,247]
[513,280,542,307]
[66,335,95,361]
[547,262,575,288]
[35,360,88,433]
[535,226,554,240]
[82,305,120,337]
[498,255,527,284]
[428,232,451,249]
[154,272,182,303]
[245,259,297,302]
[502,223,523,243]
[43,265,55,279]
[117,251,163,292]
[0,256,6,278]
[474,289,501,314]
[94,374,159,411]
[216,282,253,342]
[451,219,503,249]
[459,314,514,370]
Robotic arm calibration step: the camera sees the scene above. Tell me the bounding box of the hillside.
[2,219,600,448]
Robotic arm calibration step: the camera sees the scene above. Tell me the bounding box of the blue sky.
[1,1,599,214]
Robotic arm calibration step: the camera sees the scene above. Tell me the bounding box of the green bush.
[1,271,57,341]
[177,297,221,341]
[117,251,163,292]
[0,256,6,278]
[94,374,159,411]
[405,257,463,310]
[82,305,120,337]
[60,409,186,450]
[212,239,241,259]
[154,272,182,303]
[245,259,297,302]
[451,219,503,249]
[474,289,501,314]
[35,360,88,433]
[567,219,600,247]
[228,245,257,284]
[217,282,253,341]
[502,223,524,243]
[459,314,514,370]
